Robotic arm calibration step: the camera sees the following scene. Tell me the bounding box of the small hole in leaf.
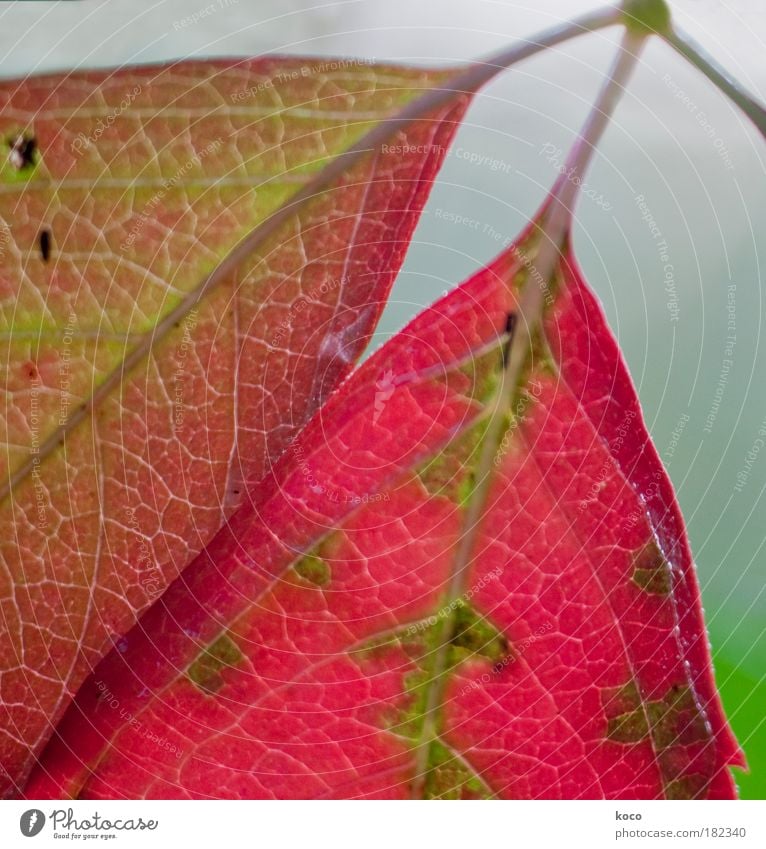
[39,229,52,262]
[8,132,37,171]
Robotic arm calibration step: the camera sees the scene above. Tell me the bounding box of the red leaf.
[26,206,743,799]
[0,58,469,795]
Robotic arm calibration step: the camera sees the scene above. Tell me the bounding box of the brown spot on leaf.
[449,600,509,666]
[664,774,708,799]
[631,540,672,595]
[607,707,650,743]
[602,680,714,798]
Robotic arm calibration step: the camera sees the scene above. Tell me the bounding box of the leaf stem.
[663,25,766,139]
[409,27,646,799]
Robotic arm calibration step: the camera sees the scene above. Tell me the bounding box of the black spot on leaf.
[501,311,517,368]
[8,132,37,171]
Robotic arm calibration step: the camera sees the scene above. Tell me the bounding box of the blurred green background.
[1,0,764,798]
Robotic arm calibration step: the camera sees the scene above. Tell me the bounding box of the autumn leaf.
[0,57,472,795]
[9,1,761,801]
[26,195,743,798]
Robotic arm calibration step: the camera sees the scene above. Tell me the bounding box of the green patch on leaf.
[607,707,650,743]
[603,679,713,798]
[421,739,493,799]
[459,346,503,403]
[397,666,433,741]
[603,680,643,719]
[357,603,509,744]
[631,540,672,596]
[293,554,331,587]
[355,627,433,667]
[647,686,710,749]
[360,621,447,741]
[664,774,708,800]
[187,632,243,695]
[417,419,487,505]
[351,623,438,740]
[455,470,479,509]
[1,131,41,183]
[605,681,709,748]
